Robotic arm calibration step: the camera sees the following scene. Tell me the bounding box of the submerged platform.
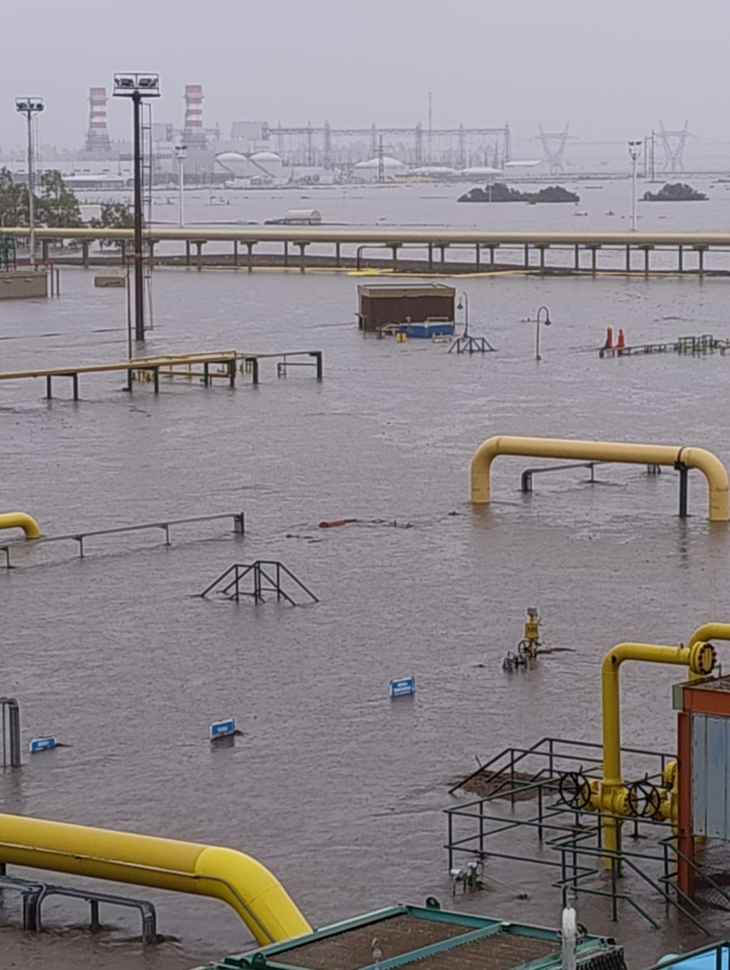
[192,902,624,970]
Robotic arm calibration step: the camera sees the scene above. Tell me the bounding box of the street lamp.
[113,73,160,342]
[174,143,187,228]
[628,140,642,233]
[534,305,552,361]
[456,292,469,336]
[15,98,44,268]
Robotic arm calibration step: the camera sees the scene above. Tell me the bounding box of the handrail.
[0,512,244,569]
[471,435,729,521]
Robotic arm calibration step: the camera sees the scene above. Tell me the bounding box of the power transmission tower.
[659,120,691,173]
[537,123,570,174]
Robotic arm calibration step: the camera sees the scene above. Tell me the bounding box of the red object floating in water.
[318,519,358,529]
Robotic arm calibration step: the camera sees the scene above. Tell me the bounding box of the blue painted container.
[397,322,455,338]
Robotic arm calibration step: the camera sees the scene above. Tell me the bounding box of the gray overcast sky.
[2,0,729,150]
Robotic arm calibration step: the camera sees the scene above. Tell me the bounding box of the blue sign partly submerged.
[210,717,236,740]
[29,737,56,753]
[389,677,416,697]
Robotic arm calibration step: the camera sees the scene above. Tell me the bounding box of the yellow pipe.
[687,623,730,680]
[0,814,310,945]
[0,512,41,539]
[599,639,716,864]
[470,435,729,521]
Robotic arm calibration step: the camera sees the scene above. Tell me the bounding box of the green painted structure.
[191,902,624,970]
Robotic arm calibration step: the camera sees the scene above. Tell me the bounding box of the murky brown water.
[2,186,730,969]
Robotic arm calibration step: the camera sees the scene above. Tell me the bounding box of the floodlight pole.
[132,90,145,341]
[15,99,44,268]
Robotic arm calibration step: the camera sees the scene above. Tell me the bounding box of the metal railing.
[0,511,245,569]
[0,872,157,944]
[444,737,722,932]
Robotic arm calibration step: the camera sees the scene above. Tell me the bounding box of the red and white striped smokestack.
[85,86,111,152]
[184,84,204,128]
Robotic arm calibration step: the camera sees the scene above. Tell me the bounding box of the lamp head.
[15,98,44,114]
[113,74,160,98]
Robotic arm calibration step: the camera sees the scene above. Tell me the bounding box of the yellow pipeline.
[598,640,716,865]
[0,512,41,539]
[687,623,730,680]
[470,436,729,521]
[0,814,310,945]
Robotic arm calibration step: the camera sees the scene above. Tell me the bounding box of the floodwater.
[2,184,730,969]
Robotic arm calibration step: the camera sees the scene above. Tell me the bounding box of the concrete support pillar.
[148,241,155,270]
[574,245,580,271]
[284,241,289,267]
[42,239,49,262]
[335,242,341,267]
[678,245,683,273]
[644,247,650,277]
[390,245,399,270]
[82,240,89,268]
[489,246,495,267]
[428,243,433,270]
[120,240,127,265]
[625,246,631,273]
[590,247,597,275]
[697,247,705,277]
[185,240,191,267]
[524,244,529,268]
[440,245,447,266]
[247,242,254,273]
[475,243,481,272]
[299,243,307,273]
[538,246,546,274]
[233,240,239,267]
[195,241,204,271]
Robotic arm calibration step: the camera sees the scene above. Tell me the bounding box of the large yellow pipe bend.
[0,512,41,539]
[470,436,729,521]
[0,814,310,945]
[602,643,692,790]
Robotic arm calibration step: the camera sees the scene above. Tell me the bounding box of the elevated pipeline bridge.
[4,227,730,276]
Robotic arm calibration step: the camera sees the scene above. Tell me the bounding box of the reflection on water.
[2,258,730,966]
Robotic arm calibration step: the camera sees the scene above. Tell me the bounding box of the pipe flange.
[689,640,717,677]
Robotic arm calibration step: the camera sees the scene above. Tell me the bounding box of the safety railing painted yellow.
[0,512,41,539]
[471,435,729,521]
[0,814,310,945]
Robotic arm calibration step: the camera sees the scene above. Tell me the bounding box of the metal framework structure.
[201,561,319,605]
[659,121,691,173]
[537,124,571,174]
[445,737,730,933]
[263,122,512,168]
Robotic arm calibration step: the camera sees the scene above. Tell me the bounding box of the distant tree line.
[0,168,134,243]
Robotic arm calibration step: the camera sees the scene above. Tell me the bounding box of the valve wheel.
[517,639,538,659]
[627,778,663,819]
[558,771,592,810]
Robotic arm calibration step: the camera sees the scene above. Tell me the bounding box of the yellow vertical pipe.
[601,643,692,865]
